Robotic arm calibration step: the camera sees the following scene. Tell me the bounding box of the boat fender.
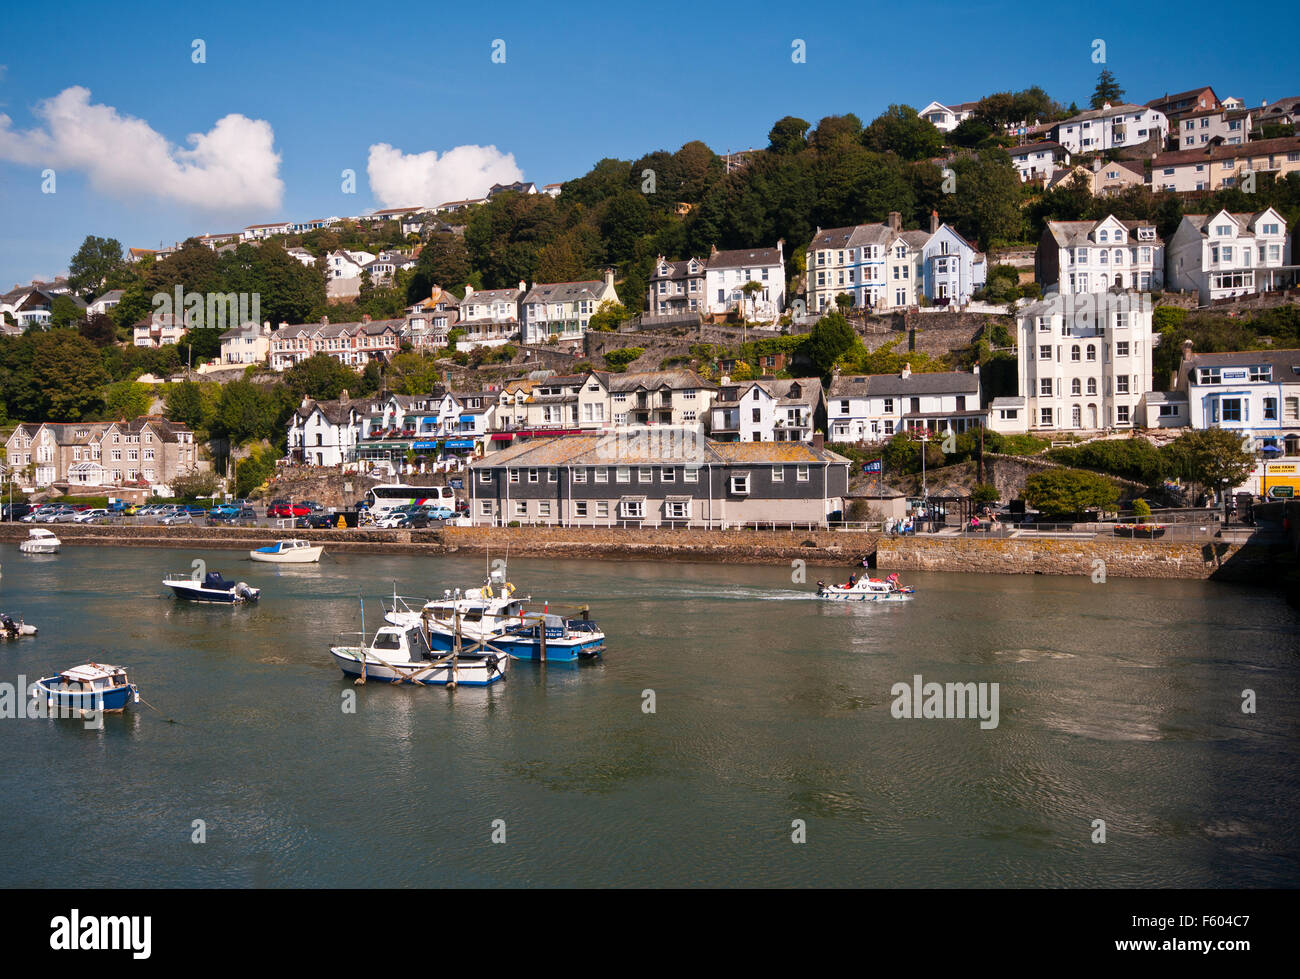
[483,584,493,598]
[485,653,499,675]
[503,582,515,596]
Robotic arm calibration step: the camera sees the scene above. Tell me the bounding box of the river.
[1,543,1296,887]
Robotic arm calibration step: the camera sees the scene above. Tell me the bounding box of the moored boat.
[19,528,60,554]
[1,612,37,638]
[249,539,323,563]
[35,663,139,714]
[816,572,915,602]
[163,570,261,603]
[330,624,507,686]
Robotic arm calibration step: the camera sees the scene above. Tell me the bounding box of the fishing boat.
[816,572,915,602]
[1,613,37,638]
[163,570,260,604]
[35,663,139,714]
[249,539,323,563]
[18,528,61,554]
[494,612,606,662]
[330,623,507,686]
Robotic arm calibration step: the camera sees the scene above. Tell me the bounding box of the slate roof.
[1045,217,1161,247]
[471,435,846,468]
[1007,141,1066,158]
[828,372,979,398]
[1150,136,1300,167]
[592,370,714,393]
[522,280,608,304]
[277,318,404,339]
[707,246,782,269]
[715,377,822,406]
[295,398,356,426]
[1183,348,1300,374]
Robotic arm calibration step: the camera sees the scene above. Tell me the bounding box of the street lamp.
[917,429,930,500]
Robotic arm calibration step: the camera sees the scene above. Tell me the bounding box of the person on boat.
[1,614,16,637]
[847,573,857,588]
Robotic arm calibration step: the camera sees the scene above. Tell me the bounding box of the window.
[883,398,894,414]
[1071,379,1081,396]
[1221,398,1243,422]
[480,500,493,516]
[772,465,784,482]
[1071,345,1080,362]
[1040,378,1053,397]
[1039,345,1051,361]
[662,467,675,482]
[573,468,587,483]
[1116,341,1129,357]
[1284,397,1299,421]
[1264,397,1278,420]
[684,466,700,483]
[1087,378,1097,396]
[730,474,750,495]
[574,501,588,518]
[638,466,653,483]
[595,501,609,518]
[595,467,608,483]
[796,465,809,482]
[1116,376,1129,395]
[1040,408,1053,426]
[620,499,644,519]
[616,466,630,483]
[547,468,557,483]
[1086,345,1096,361]
[514,501,527,517]
[1116,405,1130,425]
[480,470,493,484]
[839,400,850,414]
[538,501,551,518]
[1158,405,1180,418]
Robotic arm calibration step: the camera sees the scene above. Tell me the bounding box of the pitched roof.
[1059,103,1152,125]
[1150,135,1300,167]
[522,280,608,303]
[716,377,822,405]
[1006,141,1066,158]
[707,246,782,269]
[471,434,846,468]
[1183,348,1300,379]
[1044,216,1161,247]
[591,369,714,392]
[828,371,980,398]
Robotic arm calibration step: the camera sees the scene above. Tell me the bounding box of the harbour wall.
[0,523,1272,580]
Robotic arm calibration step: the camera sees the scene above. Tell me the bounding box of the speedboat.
[249,539,323,563]
[330,623,507,686]
[163,570,261,603]
[35,663,139,714]
[19,528,61,554]
[816,572,915,602]
[1,613,37,638]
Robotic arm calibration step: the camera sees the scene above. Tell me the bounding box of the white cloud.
[0,86,283,211]
[367,142,522,208]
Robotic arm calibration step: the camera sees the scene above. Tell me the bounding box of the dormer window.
[1098,229,1108,242]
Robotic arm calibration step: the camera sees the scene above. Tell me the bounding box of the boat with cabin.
[35,663,139,714]
[249,539,323,563]
[163,570,261,603]
[19,528,61,554]
[330,623,507,686]
[816,572,915,602]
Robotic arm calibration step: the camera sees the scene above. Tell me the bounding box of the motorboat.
[1,612,37,638]
[330,623,507,687]
[35,663,139,714]
[816,572,915,602]
[163,570,261,603]
[19,528,61,554]
[384,569,530,644]
[494,612,606,662]
[249,539,323,563]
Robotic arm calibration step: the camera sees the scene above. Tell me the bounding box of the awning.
[412,441,439,450]
[491,434,514,442]
[619,495,647,504]
[459,414,476,423]
[663,495,693,503]
[444,439,475,449]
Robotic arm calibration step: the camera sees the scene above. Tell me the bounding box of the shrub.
[1024,468,1119,518]
[1132,498,1152,522]
[603,347,646,372]
[971,483,1000,505]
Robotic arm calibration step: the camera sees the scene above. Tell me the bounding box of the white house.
[703,242,785,322]
[920,222,986,306]
[87,290,124,317]
[1051,103,1167,155]
[1173,343,1300,457]
[241,222,293,241]
[219,322,272,365]
[918,101,978,133]
[288,395,362,467]
[1014,291,1154,432]
[1036,215,1164,294]
[709,377,824,443]
[1166,208,1292,304]
[826,367,984,441]
[286,247,317,267]
[1007,141,1070,182]
[806,214,923,313]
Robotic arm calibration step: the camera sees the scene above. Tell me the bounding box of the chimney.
[279,321,288,331]
[518,279,526,292]
[972,362,980,376]
[464,284,474,299]
[321,316,329,326]
[887,211,901,232]
[340,389,350,405]
[776,238,784,262]
[603,267,615,289]
[901,362,912,380]
[362,314,371,323]
[812,432,825,451]
[710,243,718,257]
[930,210,939,234]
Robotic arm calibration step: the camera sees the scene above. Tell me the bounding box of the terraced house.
[827,367,983,442]
[1036,215,1164,293]
[710,377,825,442]
[520,271,619,344]
[468,436,850,528]
[456,283,522,347]
[270,316,402,369]
[5,416,199,492]
[806,214,923,313]
[1166,208,1292,303]
[1149,137,1300,193]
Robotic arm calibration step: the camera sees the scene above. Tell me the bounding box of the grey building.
[469,435,849,528]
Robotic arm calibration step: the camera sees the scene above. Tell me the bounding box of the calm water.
[1,543,1297,888]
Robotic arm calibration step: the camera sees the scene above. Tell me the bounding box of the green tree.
[1024,468,1119,517]
[68,235,125,297]
[971,483,1000,505]
[806,312,857,374]
[603,347,645,372]
[79,312,119,347]
[213,380,274,444]
[588,301,629,332]
[282,353,362,401]
[164,380,206,431]
[50,295,85,329]
[1162,428,1255,498]
[1091,70,1124,109]
[945,151,1025,248]
[767,116,811,154]
[103,380,153,420]
[862,105,942,161]
[406,234,471,302]
[33,331,109,420]
[234,442,278,497]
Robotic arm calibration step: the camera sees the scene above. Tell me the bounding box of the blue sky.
[0,0,1294,289]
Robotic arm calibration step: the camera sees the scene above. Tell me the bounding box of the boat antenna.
[359,591,366,640]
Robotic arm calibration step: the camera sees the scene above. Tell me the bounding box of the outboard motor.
[235,582,254,601]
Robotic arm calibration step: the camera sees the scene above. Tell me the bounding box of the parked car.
[420,505,455,521]
[159,511,193,525]
[38,506,77,523]
[106,500,129,513]
[1,503,34,521]
[123,503,142,515]
[73,508,111,524]
[266,498,290,517]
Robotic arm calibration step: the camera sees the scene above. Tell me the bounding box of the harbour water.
[1,543,1297,887]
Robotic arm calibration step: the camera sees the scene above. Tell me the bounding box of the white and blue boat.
[330,624,507,686]
[493,612,606,662]
[163,570,261,603]
[816,572,915,602]
[249,539,322,563]
[35,663,139,714]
